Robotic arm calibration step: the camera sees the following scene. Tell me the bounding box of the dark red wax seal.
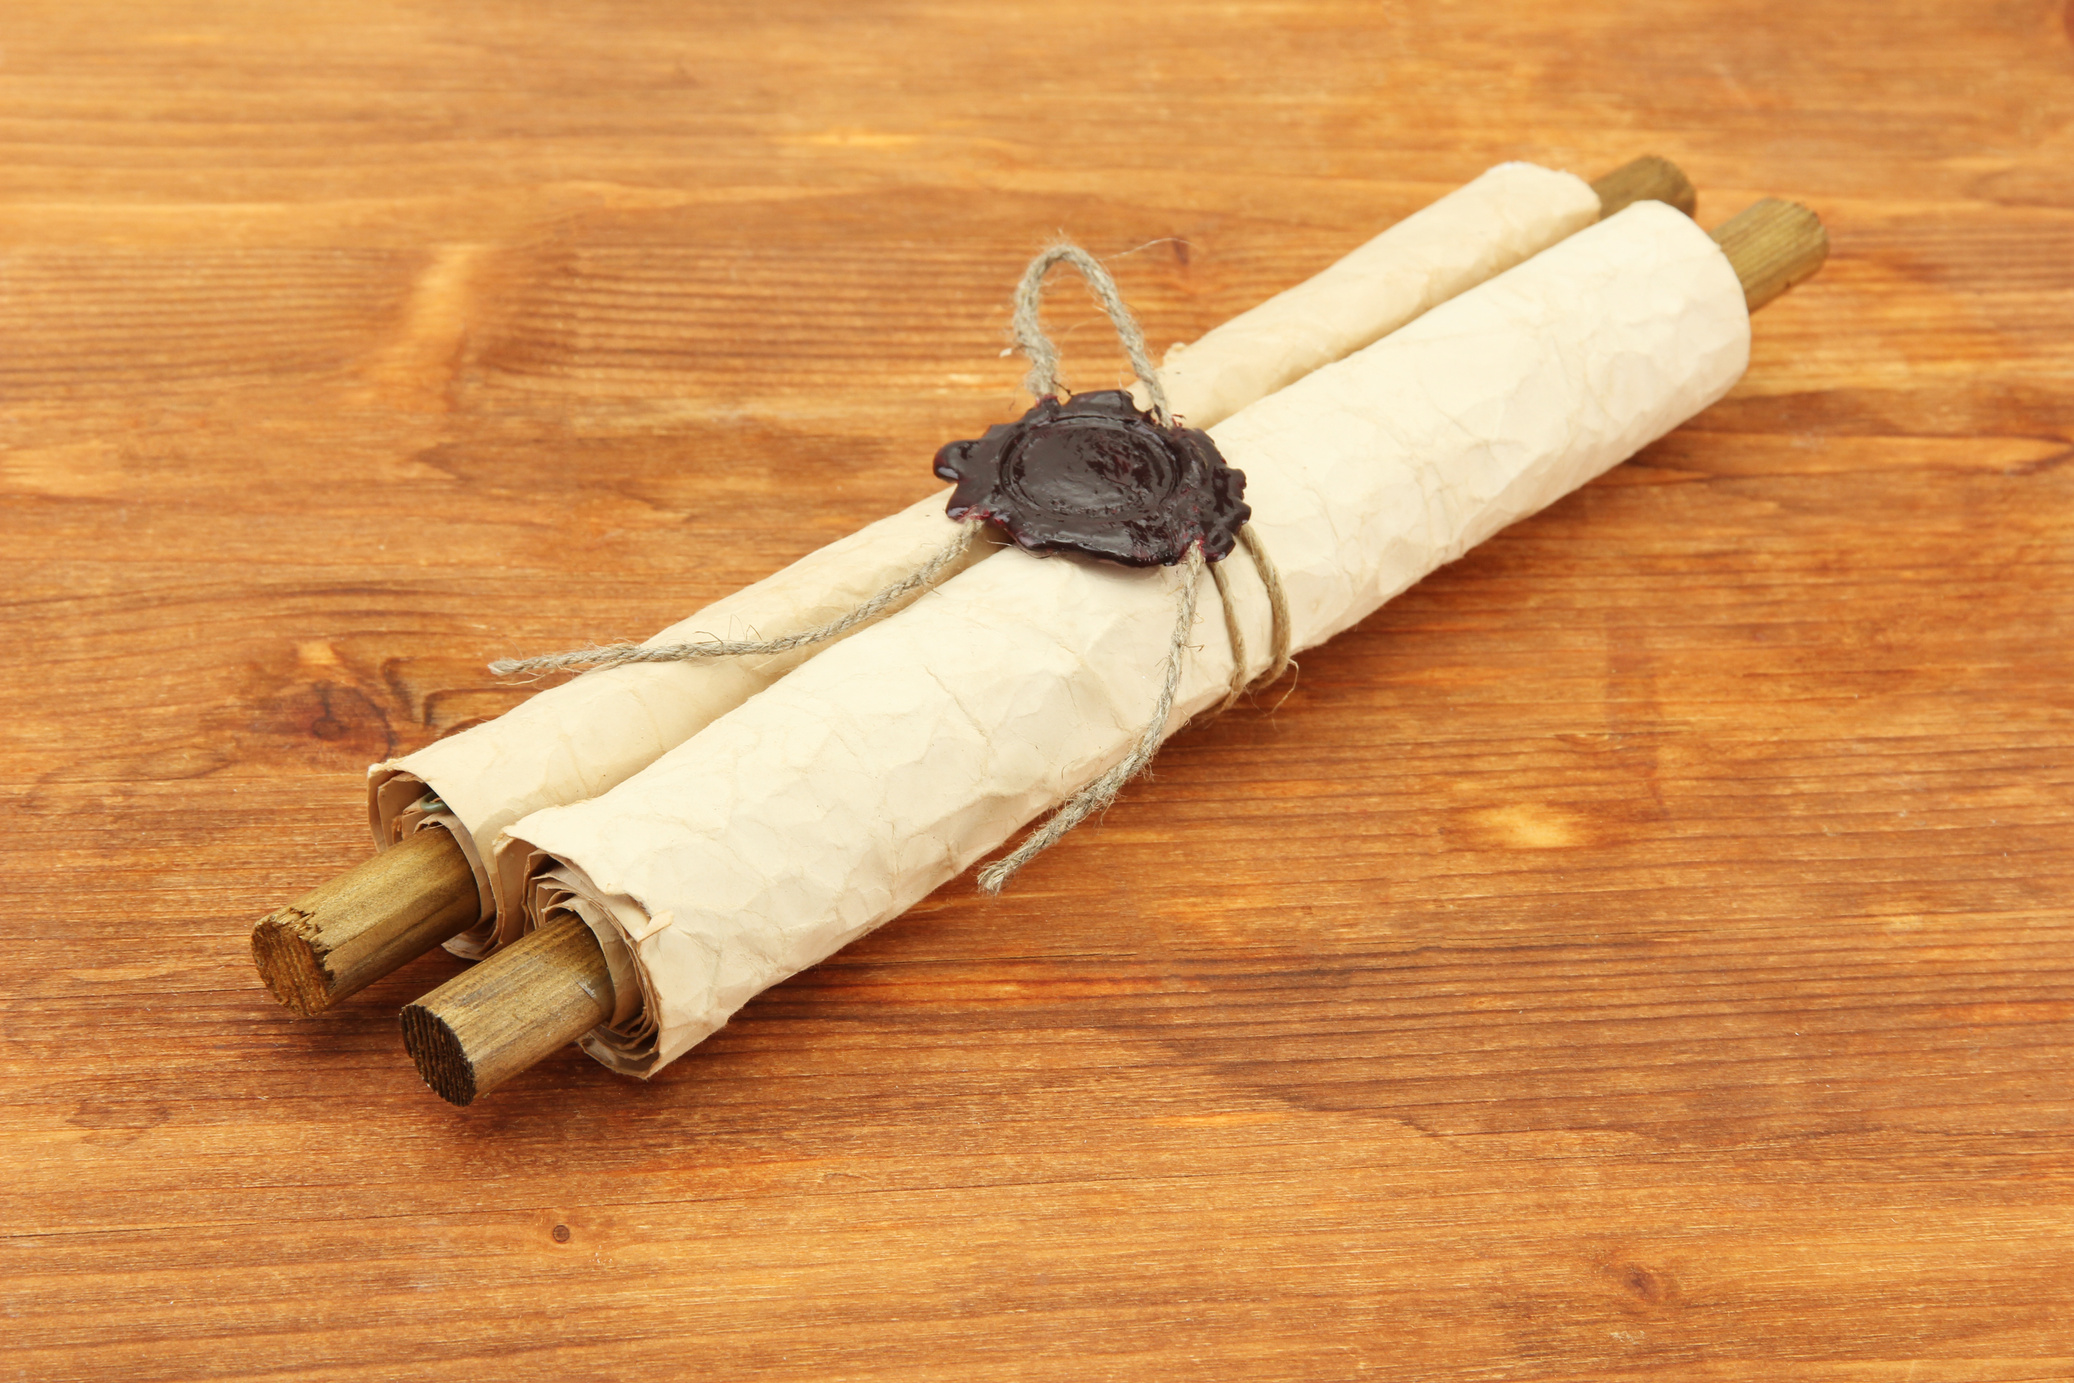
[933,390,1249,568]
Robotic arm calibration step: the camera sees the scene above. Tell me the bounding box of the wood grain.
[3,2,2070,1380]
[252,825,477,1017]
[401,918,615,1106]
[1711,199,1830,311]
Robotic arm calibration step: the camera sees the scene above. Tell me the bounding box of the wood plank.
[2,1,2070,1379]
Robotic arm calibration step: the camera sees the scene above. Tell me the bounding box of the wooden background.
[4,2,2071,1378]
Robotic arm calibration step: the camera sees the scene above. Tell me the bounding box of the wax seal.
[933,390,1250,568]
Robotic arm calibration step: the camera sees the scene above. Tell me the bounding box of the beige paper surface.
[371,162,1600,950]
[504,201,1753,1077]
[1143,162,1601,424]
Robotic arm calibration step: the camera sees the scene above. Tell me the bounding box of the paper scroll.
[502,201,1753,1077]
[367,162,1602,952]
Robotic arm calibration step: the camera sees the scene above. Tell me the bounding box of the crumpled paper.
[369,161,1601,951]
[503,201,1753,1077]
[1143,162,1600,424]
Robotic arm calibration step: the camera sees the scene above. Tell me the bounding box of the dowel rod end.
[400,917,615,1107]
[400,1003,481,1106]
[1593,155,1698,219]
[252,905,337,1019]
[251,828,479,1018]
[1713,198,1829,311]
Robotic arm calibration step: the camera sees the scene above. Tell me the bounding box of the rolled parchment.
[499,200,1753,1078]
[370,161,1604,951]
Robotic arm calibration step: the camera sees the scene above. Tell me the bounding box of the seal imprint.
[933,389,1251,568]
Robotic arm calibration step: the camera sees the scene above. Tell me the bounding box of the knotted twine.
[492,241,1292,892]
[974,244,1291,890]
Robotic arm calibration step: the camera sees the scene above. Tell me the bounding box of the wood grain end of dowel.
[1713,198,1829,312]
[1592,155,1698,220]
[251,828,479,1018]
[400,917,615,1107]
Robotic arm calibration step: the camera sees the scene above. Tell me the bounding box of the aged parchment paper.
[503,202,1753,1076]
[370,163,1601,950]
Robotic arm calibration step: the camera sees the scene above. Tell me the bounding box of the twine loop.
[1011,243,1175,426]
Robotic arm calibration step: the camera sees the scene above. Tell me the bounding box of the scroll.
[256,158,1692,1018]
[398,196,1828,1103]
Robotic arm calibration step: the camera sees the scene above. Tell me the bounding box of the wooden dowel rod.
[252,829,479,1017]
[1711,198,1829,311]
[400,917,614,1106]
[1591,154,1698,219]
[392,192,1831,1109]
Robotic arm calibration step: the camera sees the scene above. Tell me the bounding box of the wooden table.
[5,3,2070,1378]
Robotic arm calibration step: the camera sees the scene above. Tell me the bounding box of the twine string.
[1209,558,1248,714]
[490,519,986,677]
[1239,522,1293,691]
[979,544,1206,894]
[1012,243,1174,425]
[491,239,1294,895]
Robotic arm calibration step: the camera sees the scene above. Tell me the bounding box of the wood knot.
[1599,1258,1682,1313]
